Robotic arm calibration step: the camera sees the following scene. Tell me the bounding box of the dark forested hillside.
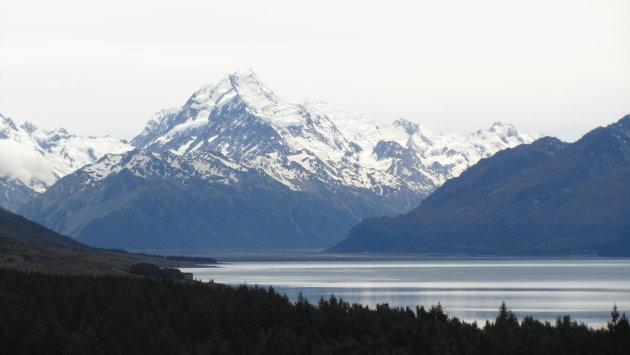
[1,269,628,355]
[0,207,87,250]
[0,207,197,274]
[331,116,630,255]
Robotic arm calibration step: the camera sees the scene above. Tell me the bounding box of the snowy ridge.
[78,150,244,189]
[1,69,540,210]
[0,113,132,193]
[131,70,542,195]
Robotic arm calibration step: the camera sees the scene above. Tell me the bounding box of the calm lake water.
[181,258,630,328]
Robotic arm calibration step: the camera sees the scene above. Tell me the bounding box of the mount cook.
[14,70,541,249]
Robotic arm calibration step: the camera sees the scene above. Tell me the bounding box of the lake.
[181,258,630,328]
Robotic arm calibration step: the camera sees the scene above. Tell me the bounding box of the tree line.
[0,268,628,354]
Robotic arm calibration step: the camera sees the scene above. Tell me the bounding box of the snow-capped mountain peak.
[0,114,18,135]
[0,112,132,195]
[130,108,179,148]
[149,108,179,123]
[131,71,542,196]
[393,118,420,135]
[1,70,539,213]
[488,121,519,137]
[11,72,548,250]
[20,121,38,134]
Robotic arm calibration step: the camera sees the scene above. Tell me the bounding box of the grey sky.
[1,0,629,142]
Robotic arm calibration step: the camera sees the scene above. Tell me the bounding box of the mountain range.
[0,113,131,211]
[330,116,630,256]
[11,70,540,250]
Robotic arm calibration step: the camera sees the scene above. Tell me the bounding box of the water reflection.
[182,259,630,328]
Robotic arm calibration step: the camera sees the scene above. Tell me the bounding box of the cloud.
[0,140,56,187]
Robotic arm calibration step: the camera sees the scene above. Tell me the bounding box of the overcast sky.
[1,0,629,142]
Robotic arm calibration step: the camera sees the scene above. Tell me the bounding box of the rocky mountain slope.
[19,70,540,249]
[330,116,630,256]
[0,113,131,211]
